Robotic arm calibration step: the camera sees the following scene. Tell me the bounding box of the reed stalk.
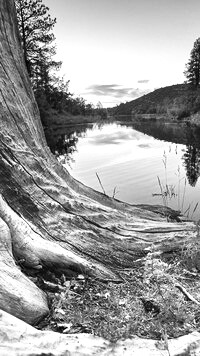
[96,172,106,195]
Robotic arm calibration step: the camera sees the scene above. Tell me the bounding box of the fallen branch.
[175,283,200,305]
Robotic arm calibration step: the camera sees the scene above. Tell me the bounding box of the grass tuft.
[37,249,200,342]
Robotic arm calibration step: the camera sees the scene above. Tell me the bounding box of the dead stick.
[96,172,106,195]
[175,283,200,305]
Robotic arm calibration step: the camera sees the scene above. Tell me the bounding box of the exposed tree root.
[0,216,48,324]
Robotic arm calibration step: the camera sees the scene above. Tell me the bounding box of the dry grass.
[37,246,200,343]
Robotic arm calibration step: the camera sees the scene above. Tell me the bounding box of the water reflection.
[183,146,200,187]
[44,124,88,156]
[131,121,200,148]
[45,121,200,219]
[131,121,200,188]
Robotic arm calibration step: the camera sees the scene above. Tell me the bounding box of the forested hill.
[113,84,200,122]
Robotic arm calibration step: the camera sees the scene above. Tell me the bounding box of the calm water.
[45,121,200,220]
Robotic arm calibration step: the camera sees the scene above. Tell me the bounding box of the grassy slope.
[114,84,200,124]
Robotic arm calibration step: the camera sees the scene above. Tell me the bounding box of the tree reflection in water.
[45,120,200,188]
[45,122,106,165]
[131,120,200,188]
[44,124,90,165]
[183,145,200,187]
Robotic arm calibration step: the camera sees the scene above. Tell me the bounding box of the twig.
[175,283,200,305]
[112,186,118,198]
[191,202,199,219]
[38,278,65,293]
[181,178,187,212]
[96,172,106,195]
[161,326,171,356]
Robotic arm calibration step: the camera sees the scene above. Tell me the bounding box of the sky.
[43,0,200,107]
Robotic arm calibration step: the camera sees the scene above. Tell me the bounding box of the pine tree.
[15,0,92,119]
[184,38,200,87]
[15,0,61,90]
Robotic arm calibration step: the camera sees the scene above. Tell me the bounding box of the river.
[45,120,200,220]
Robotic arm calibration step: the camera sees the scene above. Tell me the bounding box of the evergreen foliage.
[15,0,60,85]
[15,0,98,124]
[184,38,200,87]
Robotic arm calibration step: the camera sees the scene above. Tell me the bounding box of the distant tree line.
[14,0,107,125]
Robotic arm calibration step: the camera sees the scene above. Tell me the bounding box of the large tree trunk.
[0,0,199,354]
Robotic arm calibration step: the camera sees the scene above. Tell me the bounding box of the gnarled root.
[0,194,119,324]
[0,216,48,324]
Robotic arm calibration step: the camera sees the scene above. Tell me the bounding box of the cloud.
[137,79,149,84]
[137,143,150,148]
[86,84,133,98]
[85,84,150,100]
[89,129,144,145]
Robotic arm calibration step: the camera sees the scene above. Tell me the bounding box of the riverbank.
[41,108,102,128]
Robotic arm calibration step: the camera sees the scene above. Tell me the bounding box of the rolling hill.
[113,84,200,124]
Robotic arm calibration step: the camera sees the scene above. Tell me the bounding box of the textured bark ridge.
[0,0,199,354]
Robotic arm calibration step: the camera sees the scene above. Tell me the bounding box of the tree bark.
[0,0,198,354]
